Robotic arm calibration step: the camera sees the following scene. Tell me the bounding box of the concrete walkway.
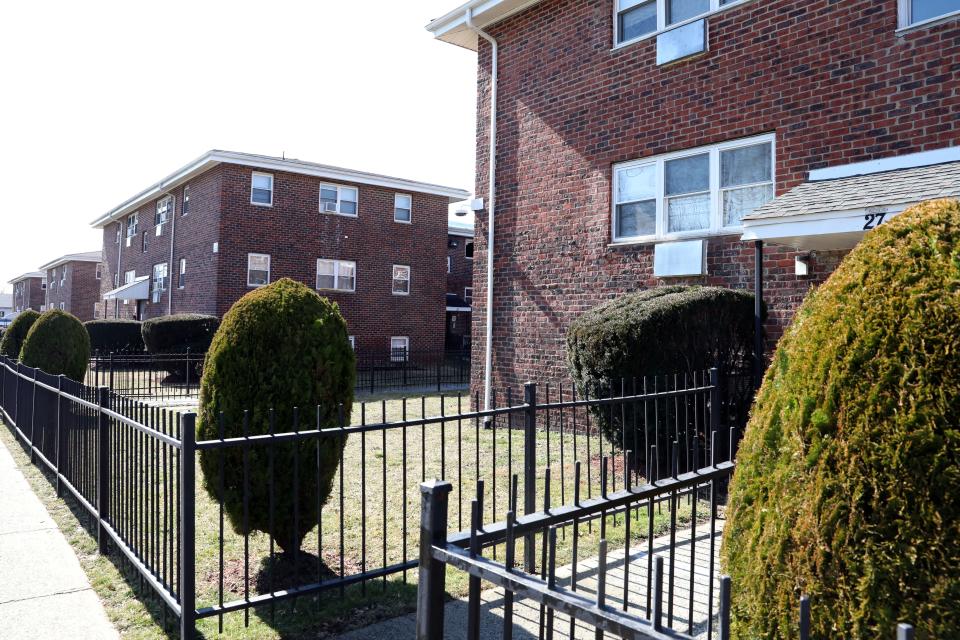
[337,518,725,640]
[0,436,118,639]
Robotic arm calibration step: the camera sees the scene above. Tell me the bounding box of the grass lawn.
[2,393,710,639]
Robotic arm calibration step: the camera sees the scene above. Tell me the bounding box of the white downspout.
[465,8,498,423]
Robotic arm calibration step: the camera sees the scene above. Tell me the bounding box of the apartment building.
[446,223,474,349]
[428,0,960,392]
[8,272,46,314]
[92,150,469,355]
[40,251,104,321]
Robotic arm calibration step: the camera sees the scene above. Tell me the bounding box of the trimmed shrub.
[566,286,760,451]
[722,200,960,639]
[0,310,40,360]
[142,314,219,355]
[19,310,91,381]
[85,319,145,354]
[197,279,355,554]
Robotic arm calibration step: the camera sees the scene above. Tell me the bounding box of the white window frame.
[611,133,775,244]
[394,193,412,223]
[251,172,274,207]
[447,256,452,273]
[247,253,271,288]
[182,185,190,216]
[897,0,960,30]
[151,263,168,304]
[465,241,474,260]
[126,212,139,242]
[392,264,411,296]
[96,264,102,280]
[178,258,186,289]
[464,287,474,304]
[614,0,751,49]
[348,336,356,350]
[316,259,357,292]
[59,302,65,311]
[390,336,409,363]
[60,267,65,286]
[319,183,359,217]
[155,195,174,235]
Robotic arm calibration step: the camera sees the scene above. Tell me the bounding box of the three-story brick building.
[8,272,46,314]
[446,223,475,349]
[40,251,104,321]
[428,0,960,395]
[91,150,469,355]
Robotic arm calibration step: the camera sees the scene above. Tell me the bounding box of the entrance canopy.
[742,158,960,251]
[104,276,150,301]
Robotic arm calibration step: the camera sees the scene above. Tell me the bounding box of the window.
[151,263,168,303]
[59,302,65,311]
[142,231,148,252]
[348,336,356,350]
[182,186,190,216]
[615,0,743,46]
[155,195,174,234]
[390,337,409,363]
[60,267,66,286]
[392,265,411,295]
[899,0,960,27]
[464,287,474,304]
[125,270,136,285]
[96,264,102,280]
[251,172,274,206]
[247,253,270,287]
[465,241,474,259]
[394,194,412,223]
[447,256,451,273]
[612,134,774,243]
[178,258,186,288]
[319,183,359,216]
[126,213,139,240]
[115,224,121,244]
[316,259,356,292]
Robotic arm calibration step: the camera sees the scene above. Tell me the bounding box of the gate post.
[523,382,537,573]
[416,479,452,640]
[180,413,197,640]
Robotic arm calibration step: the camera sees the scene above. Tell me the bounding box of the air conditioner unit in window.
[324,202,339,213]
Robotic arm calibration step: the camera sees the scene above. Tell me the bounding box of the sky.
[0,0,478,292]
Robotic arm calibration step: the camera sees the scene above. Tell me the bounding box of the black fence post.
[55,375,64,496]
[185,347,191,394]
[523,382,537,573]
[437,356,442,393]
[719,575,732,640]
[97,386,110,554]
[13,362,21,429]
[29,368,38,461]
[108,353,114,392]
[709,367,722,461]
[416,479,452,640]
[180,413,197,640]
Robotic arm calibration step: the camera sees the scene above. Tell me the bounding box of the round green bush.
[566,286,760,451]
[197,279,355,554]
[19,310,91,381]
[141,314,219,355]
[85,319,144,354]
[722,200,960,639]
[0,310,41,360]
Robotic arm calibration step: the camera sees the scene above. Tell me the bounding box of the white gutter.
[465,8,498,423]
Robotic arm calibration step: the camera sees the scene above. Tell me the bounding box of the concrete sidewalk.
[0,436,118,639]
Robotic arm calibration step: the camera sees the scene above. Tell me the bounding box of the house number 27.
[863,212,888,230]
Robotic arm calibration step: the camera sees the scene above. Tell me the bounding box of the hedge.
[0,310,41,360]
[141,314,219,355]
[85,319,144,354]
[19,310,91,382]
[566,286,760,452]
[197,279,355,553]
[722,199,960,639]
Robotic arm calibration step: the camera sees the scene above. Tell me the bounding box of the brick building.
[8,272,46,314]
[39,251,104,321]
[427,0,960,395]
[446,223,475,349]
[91,150,469,355]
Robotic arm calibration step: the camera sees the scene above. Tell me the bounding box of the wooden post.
[416,479,452,640]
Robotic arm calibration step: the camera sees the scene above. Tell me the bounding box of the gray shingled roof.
[38,250,103,271]
[744,161,960,220]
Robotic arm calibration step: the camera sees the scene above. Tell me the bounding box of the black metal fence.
[2,354,746,639]
[85,348,472,402]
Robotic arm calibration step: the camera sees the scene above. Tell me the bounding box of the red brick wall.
[46,261,101,321]
[216,164,448,355]
[12,278,45,313]
[469,0,960,394]
[446,233,474,299]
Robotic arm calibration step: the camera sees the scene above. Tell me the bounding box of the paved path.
[0,436,118,639]
[337,518,725,639]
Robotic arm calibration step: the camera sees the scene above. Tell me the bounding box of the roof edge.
[38,251,104,272]
[426,0,544,50]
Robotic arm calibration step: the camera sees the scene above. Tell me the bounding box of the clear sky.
[0,0,478,292]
